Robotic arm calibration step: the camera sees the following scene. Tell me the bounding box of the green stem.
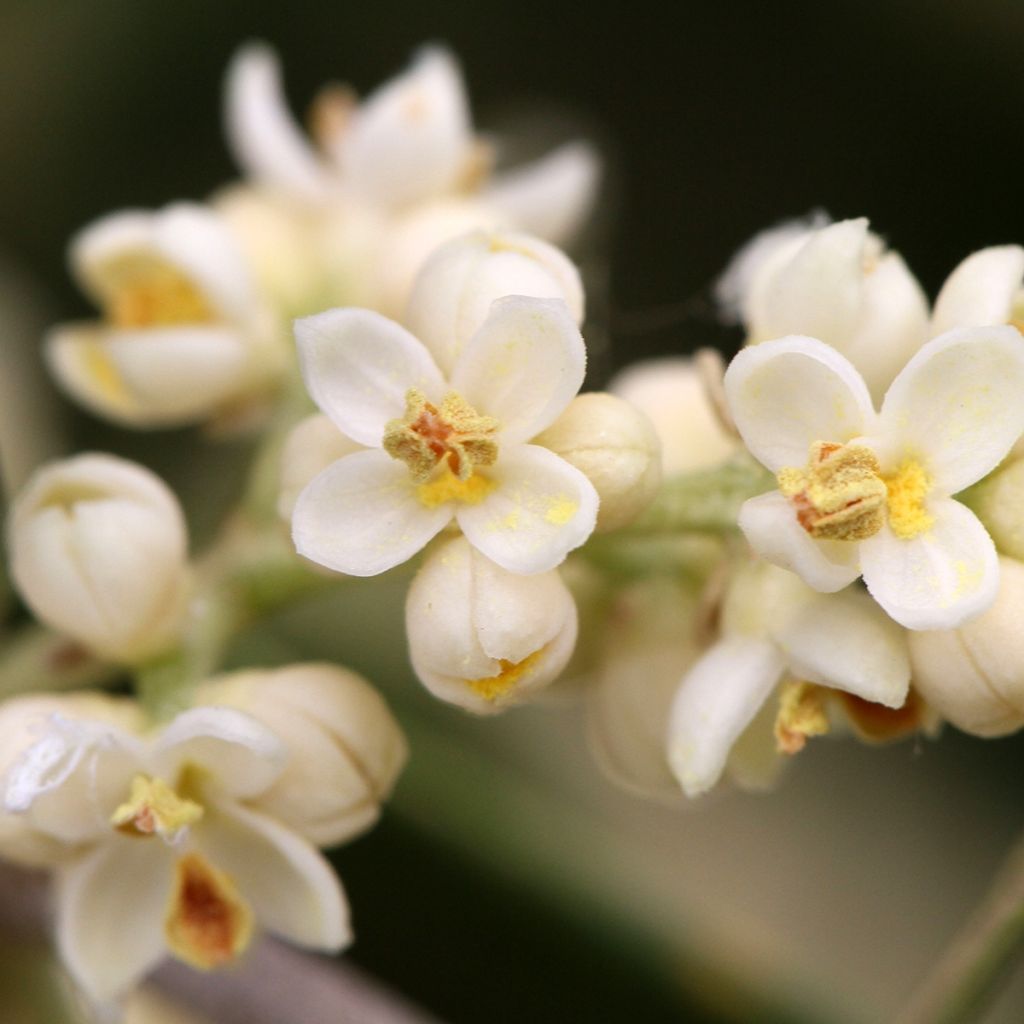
[896,827,1024,1024]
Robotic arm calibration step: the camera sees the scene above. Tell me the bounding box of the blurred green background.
[1,1,1024,1021]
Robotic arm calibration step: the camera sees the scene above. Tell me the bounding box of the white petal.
[724,335,874,472]
[151,707,286,799]
[877,325,1024,494]
[278,413,365,520]
[223,43,332,202]
[294,308,445,446]
[292,449,452,576]
[667,637,785,798]
[56,837,174,1001]
[738,491,861,593]
[456,444,597,574]
[931,245,1024,338]
[47,324,253,427]
[341,47,471,208]
[450,295,586,444]
[860,500,999,630]
[404,229,584,377]
[774,588,910,706]
[482,141,600,245]
[198,800,350,951]
[840,251,929,402]
[752,218,869,345]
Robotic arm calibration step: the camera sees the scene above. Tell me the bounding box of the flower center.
[777,442,887,541]
[104,256,215,328]
[774,681,830,755]
[110,774,203,843]
[464,649,545,702]
[165,852,253,971]
[777,442,934,542]
[383,387,499,483]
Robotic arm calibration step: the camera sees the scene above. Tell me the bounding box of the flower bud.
[9,454,189,662]
[718,217,928,401]
[962,456,1024,560]
[533,392,661,532]
[278,413,364,521]
[0,692,142,867]
[609,357,737,475]
[46,202,285,428]
[406,535,577,714]
[909,556,1024,736]
[195,663,407,847]
[405,228,584,374]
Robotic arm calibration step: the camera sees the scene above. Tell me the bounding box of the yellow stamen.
[777,441,887,541]
[774,681,830,755]
[384,388,499,482]
[465,649,545,701]
[80,343,131,405]
[883,459,934,539]
[103,256,214,328]
[111,775,203,842]
[165,853,253,971]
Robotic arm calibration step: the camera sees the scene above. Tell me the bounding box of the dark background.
[2,2,1024,1021]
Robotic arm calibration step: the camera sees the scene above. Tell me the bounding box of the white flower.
[404,229,584,375]
[8,454,189,663]
[909,555,1024,737]
[406,535,577,714]
[930,245,1024,337]
[667,560,911,797]
[718,217,929,401]
[223,44,599,316]
[195,663,407,845]
[533,392,661,532]
[725,328,1024,629]
[4,705,350,1002]
[291,297,598,576]
[608,356,737,476]
[46,203,283,428]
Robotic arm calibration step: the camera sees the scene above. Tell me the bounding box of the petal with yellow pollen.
[455,444,598,574]
[165,852,253,970]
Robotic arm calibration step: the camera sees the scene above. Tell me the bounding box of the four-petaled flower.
[291,296,599,576]
[725,327,1024,629]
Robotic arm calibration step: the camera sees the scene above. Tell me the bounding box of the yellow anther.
[384,388,499,482]
[165,853,253,971]
[104,256,214,328]
[465,649,545,702]
[777,441,887,541]
[111,775,203,842]
[774,681,830,755]
[883,459,934,539]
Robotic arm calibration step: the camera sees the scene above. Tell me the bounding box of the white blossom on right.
[726,327,1024,629]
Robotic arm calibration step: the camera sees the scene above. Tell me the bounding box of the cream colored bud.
[909,556,1024,736]
[405,228,584,374]
[278,413,364,521]
[533,392,661,532]
[406,535,577,714]
[609,357,737,476]
[9,454,189,663]
[195,663,407,847]
[963,456,1024,561]
[0,692,142,867]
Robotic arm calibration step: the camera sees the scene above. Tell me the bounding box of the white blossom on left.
[4,703,352,1003]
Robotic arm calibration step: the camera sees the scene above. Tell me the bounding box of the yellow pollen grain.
[111,775,203,841]
[774,681,830,755]
[417,469,496,509]
[544,495,578,525]
[165,853,253,971]
[465,648,545,701]
[883,459,934,540]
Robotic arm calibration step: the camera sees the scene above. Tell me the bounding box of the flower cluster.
[6,33,1024,1021]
